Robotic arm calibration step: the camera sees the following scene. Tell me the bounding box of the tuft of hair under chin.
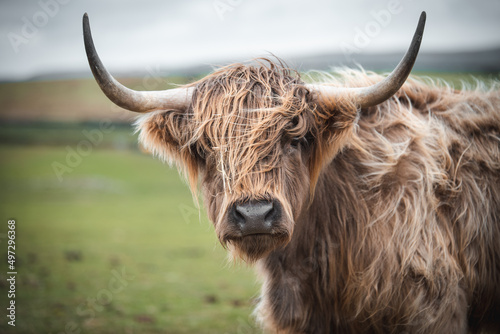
[224,233,292,264]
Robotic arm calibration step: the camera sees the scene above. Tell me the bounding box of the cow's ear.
[135,110,200,192]
[302,97,358,194]
[313,95,359,163]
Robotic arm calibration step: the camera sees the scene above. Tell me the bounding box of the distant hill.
[1,72,497,124]
[18,47,500,83]
[288,48,500,73]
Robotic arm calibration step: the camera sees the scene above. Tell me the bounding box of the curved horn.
[308,11,426,109]
[83,13,192,113]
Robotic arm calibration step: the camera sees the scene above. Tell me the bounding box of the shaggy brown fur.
[135,59,500,333]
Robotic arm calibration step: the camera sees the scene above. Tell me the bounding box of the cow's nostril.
[264,206,276,221]
[233,207,246,224]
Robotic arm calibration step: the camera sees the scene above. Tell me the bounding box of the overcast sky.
[1,0,499,81]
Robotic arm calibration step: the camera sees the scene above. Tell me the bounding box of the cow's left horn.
[83,13,192,113]
[308,11,426,109]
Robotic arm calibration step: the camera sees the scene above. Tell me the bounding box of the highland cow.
[83,12,500,333]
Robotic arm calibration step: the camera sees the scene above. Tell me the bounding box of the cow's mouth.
[223,232,290,262]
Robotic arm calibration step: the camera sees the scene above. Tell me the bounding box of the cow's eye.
[195,145,206,159]
[290,137,306,149]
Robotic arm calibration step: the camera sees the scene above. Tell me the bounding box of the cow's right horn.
[308,11,426,109]
[83,13,192,113]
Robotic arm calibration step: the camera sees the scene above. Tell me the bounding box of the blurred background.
[0,0,499,333]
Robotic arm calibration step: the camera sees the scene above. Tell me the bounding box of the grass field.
[0,72,498,333]
[0,135,259,334]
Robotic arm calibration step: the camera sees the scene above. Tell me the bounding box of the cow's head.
[83,12,425,262]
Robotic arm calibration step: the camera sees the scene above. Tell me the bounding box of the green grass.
[0,122,139,148]
[0,143,260,334]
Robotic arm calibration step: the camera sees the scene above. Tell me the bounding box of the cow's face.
[197,101,314,262]
[136,61,356,262]
[193,64,317,262]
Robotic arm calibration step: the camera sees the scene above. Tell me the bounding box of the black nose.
[231,200,279,236]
